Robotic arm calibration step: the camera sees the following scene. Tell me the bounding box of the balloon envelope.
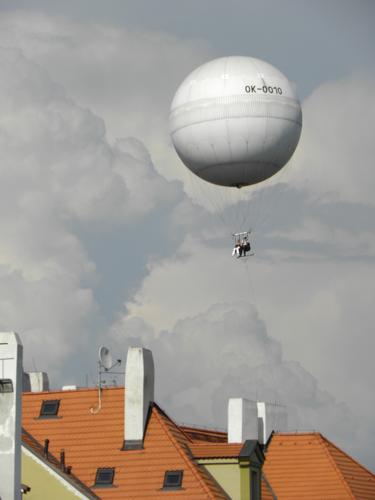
[169,56,302,187]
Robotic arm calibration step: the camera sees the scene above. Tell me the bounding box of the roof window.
[95,468,115,487]
[163,470,183,489]
[39,399,60,417]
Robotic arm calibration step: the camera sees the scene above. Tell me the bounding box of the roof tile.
[190,443,243,459]
[264,433,375,499]
[22,387,228,498]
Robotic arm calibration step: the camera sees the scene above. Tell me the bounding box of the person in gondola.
[232,239,242,258]
[241,236,251,256]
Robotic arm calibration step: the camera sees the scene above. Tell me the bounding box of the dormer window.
[39,399,60,417]
[95,468,115,487]
[163,470,183,489]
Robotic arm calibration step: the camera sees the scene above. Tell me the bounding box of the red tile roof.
[264,432,375,499]
[22,387,228,499]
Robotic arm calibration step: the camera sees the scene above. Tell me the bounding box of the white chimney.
[0,332,23,500]
[124,347,154,450]
[257,401,287,444]
[228,398,288,444]
[24,371,49,392]
[228,398,258,443]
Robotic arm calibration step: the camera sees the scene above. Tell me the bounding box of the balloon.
[169,56,302,187]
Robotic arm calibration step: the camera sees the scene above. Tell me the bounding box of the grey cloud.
[1,1,374,99]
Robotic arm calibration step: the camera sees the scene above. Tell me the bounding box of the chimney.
[228,398,287,445]
[257,401,287,445]
[28,372,49,392]
[0,332,23,500]
[123,347,154,450]
[228,398,258,443]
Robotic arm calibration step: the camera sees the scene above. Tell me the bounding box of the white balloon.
[169,56,302,187]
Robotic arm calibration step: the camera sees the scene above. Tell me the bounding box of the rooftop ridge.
[262,472,277,500]
[153,403,194,443]
[273,430,318,435]
[153,404,227,499]
[22,386,125,396]
[153,404,214,495]
[317,433,355,500]
[321,434,375,479]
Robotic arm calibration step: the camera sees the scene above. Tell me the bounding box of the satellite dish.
[99,346,112,371]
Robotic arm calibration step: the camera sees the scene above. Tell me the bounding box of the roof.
[262,473,277,500]
[264,432,375,499]
[22,428,99,499]
[179,426,227,443]
[22,387,228,499]
[190,443,243,459]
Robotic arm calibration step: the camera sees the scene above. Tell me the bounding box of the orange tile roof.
[22,428,99,499]
[190,443,243,459]
[22,387,228,499]
[261,474,276,500]
[323,434,375,499]
[264,432,375,499]
[179,426,227,443]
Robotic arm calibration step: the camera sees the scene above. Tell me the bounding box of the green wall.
[22,450,84,499]
[199,459,242,499]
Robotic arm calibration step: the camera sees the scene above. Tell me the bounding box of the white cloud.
[0,46,179,371]
[110,301,369,464]
[1,8,374,471]
[0,10,212,182]
[285,73,375,205]
[114,183,375,468]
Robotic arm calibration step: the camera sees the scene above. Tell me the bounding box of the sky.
[0,0,374,469]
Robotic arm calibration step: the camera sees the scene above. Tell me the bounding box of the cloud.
[284,73,375,206]
[112,161,375,470]
[0,46,179,372]
[0,10,213,182]
[110,301,370,463]
[1,8,374,471]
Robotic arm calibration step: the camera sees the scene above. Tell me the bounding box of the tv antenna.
[90,346,123,414]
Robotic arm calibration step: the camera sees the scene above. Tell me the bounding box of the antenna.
[99,346,112,371]
[90,346,123,415]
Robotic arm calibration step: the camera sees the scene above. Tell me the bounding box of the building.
[2,333,375,499]
[21,387,271,499]
[264,432,375,499]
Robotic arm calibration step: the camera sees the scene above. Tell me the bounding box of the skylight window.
[163,470,183,489]
[95,468,115,487]
[39,399,60,417]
